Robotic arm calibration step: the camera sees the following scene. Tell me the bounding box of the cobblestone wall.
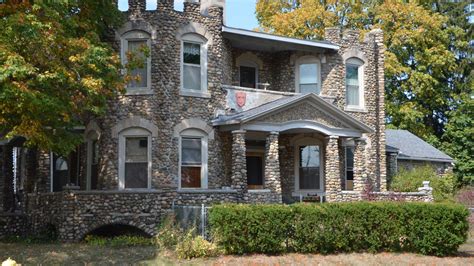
[0,213,27,238]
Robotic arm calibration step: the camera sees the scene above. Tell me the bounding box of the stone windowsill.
[248,189,272,193]
[125,88,154,95]
[180,90,211,98]
[344,106,368,113]
[177,189,238,194]
[341,190,359,194]
[292,191,326,197]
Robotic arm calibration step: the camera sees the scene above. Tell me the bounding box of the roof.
[386,129,453,163]
[222,26,339,52]
[213,93,373,133]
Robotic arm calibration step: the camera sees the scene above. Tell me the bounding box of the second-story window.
[121,30,151,94]
[240,66,257,88]
[181,33,208,96]
[345,57,364,108]
[295,56,321,94]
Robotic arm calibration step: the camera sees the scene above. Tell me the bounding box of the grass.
[1,236,473,265]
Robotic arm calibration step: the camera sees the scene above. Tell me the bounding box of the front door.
[246,153,264,189]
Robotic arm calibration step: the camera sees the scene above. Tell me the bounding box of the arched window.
[295,56,321,94]
[345,57,364,109]
[180,33,208,97]
[179,128,208,189]
[121,30,152,94]
[118,127,152,189]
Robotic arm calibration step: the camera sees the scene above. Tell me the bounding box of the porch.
[214,92,374,203]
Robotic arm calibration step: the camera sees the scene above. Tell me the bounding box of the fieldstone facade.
[0,0,434,241]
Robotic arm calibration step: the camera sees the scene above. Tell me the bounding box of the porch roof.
[213,93,373,137]
[222,26,339,53]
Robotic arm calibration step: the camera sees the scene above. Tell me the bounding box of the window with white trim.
[118,128,151,189]
[181,33,208,95]
[345,146,355,190]
[121,31,151,92]
[345,57,364,108]
[179,129,208,189]
[295,57,321,94]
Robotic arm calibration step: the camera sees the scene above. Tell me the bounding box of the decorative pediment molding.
[255,101,345,129]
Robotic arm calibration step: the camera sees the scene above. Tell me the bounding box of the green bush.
[175,229,220,259]
[155,214,185,250]
[84,235,153,247]
[390,166,456,202]
[209,204,293,254]
[208,202,469,256]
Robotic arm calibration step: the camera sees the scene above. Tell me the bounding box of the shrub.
[175,229,220,259]
[390,166,456,202]
[155,214,185,250]
[209,204,293,254]
[84,235,153,247]
[208,202,469,256]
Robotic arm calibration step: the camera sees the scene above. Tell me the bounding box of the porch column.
[325,136,341,202]
[264,132,282,203]
[353,138,367,192]
[231,130,247,194]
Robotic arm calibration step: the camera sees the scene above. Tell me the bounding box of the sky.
[117,0,259,30]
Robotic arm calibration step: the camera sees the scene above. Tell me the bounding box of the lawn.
[1,238,473,265]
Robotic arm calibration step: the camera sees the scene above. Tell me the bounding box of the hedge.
[208,202,469,256]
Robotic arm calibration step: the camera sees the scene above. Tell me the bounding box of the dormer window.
[295,56,321,94]
[180,33,208,97]
[345,57,364,109]
[120,30,152,94]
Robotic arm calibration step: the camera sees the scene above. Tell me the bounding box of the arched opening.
[84,224,151,239]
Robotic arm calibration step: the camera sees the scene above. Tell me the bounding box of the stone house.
[0,0,434,241]
[386,129,454,181]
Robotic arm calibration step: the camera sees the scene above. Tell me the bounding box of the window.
[240,66,257,88]
[181,34,208,95]
[295,56,321,94]
[51,149,80,192]
[345,57,364,108]
[86,130,99,190]
[345,146,354,190]
[118,128,151,189]
[121,31,151,93]
[179,129,208,189]
[125,137,148,188]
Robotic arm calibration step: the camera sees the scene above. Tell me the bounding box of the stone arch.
[235,52,264,70]
[342,49,367,63]
[111,117,158,138]
[175,22,213,46]
[79,221,155,240]
[115,20,157,41]
[173,118,214,140]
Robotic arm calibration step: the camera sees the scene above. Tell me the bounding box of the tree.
[442,95,474,185]
[0,0,126,155]
[256,0,467,139]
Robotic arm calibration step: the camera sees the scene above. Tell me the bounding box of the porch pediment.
[255,102,344,128]
[213,93,373,137]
